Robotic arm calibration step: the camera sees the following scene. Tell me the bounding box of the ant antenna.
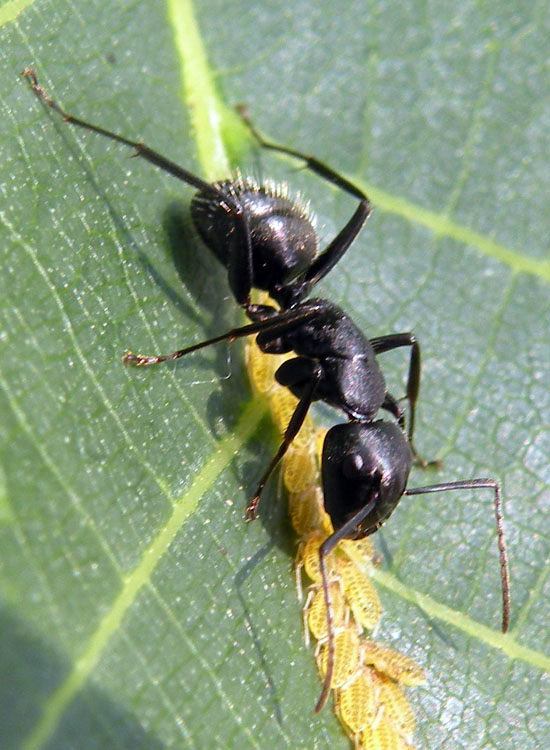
[314,498,377,713]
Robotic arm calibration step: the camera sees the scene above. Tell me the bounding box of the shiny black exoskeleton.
[24,70,511,716]
[191,178,321,310]
[189,106,371,312]
[24,70,371,315]
[119,296,426,522]
[322,420,413,537]
[117,289,510,675]
[254,298,387,420]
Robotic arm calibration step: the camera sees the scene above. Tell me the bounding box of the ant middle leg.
[123,301,327,366]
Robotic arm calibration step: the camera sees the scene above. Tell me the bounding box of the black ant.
[24,69,511,714]
[22,70,429,462]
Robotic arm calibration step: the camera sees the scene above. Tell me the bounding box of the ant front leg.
[371,332,440,468]
[245,362,323,521]
[237,105,371,306]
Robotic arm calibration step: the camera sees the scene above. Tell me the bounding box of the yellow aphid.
[288,485,327,537]
[339,558,383,631]
[336,667,377,734]
[269,387,297,430]
[374,673,416,738]
[245,341,279,396]
[307,582,346,641]
[315,427,327,458]
[270,392,317,445]
[301,532,339,583]
[359,719,410,750]
[361,641,426,687]
[283,443,318,493]
[340,536,376,565]
[318,627,361,689]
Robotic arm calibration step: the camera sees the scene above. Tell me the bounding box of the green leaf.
[1,2,549,749]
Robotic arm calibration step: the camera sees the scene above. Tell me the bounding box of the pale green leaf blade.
[1,2,549,749]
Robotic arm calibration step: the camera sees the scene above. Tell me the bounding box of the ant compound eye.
[342,452,366,478]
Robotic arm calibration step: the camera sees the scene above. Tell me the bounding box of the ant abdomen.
[191,179,318,292]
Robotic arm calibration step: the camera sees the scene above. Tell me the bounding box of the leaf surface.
[1,2,549,748]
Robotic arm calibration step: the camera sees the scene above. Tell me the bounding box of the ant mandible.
[24,69,511,714]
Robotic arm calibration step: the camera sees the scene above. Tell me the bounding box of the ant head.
[322,420,413,539]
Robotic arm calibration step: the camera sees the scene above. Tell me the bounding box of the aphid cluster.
[24,70,511,743]
[247,327,425,748]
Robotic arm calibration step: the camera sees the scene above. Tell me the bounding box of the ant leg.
[237,106,371,303]
[22,69,255,307]
[371,333,440,467]
[381,391,406,431]
[314,497,378,714]
[245,363,323,521]
[405,479,510,633]
[123,300,327,366]
[371,333,419,438]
